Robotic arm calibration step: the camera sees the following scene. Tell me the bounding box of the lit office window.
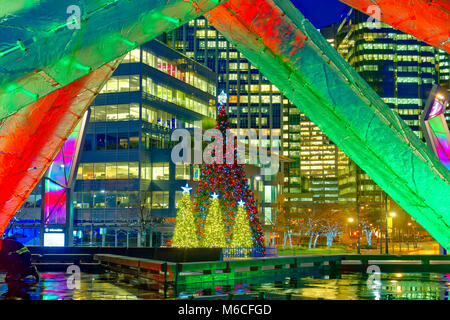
[129,49,140,62]
[118,76,129,92]
[129,162,139,179]
[117,163,128,179]
[264,207,272,225]
[94,105,106,122]
[152,191,169,208]
[129,133,139,149]
[81,163,93,180]
[175,163,190,180]
[152,162,169,180]
[106,163,116,179]
[118,132,129,149]
[141,163,151,180]
[94,163,106,179]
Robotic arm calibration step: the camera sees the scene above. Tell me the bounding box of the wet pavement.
[1,270,449,300]
[0,272,163,300]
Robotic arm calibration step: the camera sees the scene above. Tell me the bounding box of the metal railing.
[221,246,277,260]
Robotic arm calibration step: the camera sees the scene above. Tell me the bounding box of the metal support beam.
[207,0,450,250]
[339,0,449,53]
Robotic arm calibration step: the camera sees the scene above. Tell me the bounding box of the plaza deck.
[93,253,450,291]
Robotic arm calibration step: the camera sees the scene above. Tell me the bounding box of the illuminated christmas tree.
[231,200,253,248]
[195,91,265,247]
[203,193,227,248]
[172,184,199,248]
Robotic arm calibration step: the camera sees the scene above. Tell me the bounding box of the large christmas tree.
[195,91,265,247]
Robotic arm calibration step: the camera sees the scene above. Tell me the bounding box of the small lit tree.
[231,200,253,248]
[361,221,374,246]
[172,184,199,248]
[203,193,227,248]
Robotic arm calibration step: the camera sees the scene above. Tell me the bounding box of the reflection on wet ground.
[1,271,449,300]
[176,272,450,300]
[0,272,162,300]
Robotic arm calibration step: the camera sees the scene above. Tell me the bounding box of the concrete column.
[149,230,153,247]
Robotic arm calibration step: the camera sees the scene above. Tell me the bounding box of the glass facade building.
[8,39,217,247]
[159,18,285,233]
[336,11,444,210]
[73,39,217,246]
[159,17,341,232]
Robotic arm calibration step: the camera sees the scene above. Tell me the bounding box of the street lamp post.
[347,217,354,244]
[379,194,383,254]
[356,168,360,255]
[389,211,396,253]
[384,191,389,254]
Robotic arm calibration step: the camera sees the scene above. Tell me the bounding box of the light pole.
[347,217,354,244]
[384,191,389,254]
[356,172,360,255]
[389,211,396,253]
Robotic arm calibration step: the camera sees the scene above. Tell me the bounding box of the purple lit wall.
[421,86,450,170]
[43,110,89,233]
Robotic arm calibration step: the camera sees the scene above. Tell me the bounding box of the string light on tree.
[203,193,227,248]
[172,184,199,248]
[231,200,253,248]
[195,91,265,248]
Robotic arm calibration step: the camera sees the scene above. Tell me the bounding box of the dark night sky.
[290,0,351,28]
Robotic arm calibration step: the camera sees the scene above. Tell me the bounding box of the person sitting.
[0,237,39,282]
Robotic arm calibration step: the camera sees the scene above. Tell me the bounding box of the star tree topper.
[218,90,227,105]
[237,199,246,207]
[181,183,192,194]
[211,192,219,200]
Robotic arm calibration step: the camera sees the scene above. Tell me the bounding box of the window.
[96,133,105,150]
[264,207,272,225]
[152,191,169,208]
[129,133,139,149]
[130,103,139,120]
[153,163,169,180]
[118,105,129,121]
[141,163,151,180]
[82,163,94,180]
[118,76,129,92]
[175,163,190,180]
[117,163,128,179]
[130,75,139,91]
[129,162,139,179]
[118,132,129,149]
[106,105,118,121]
[94,163,106,179]
[77,166,83,180]
[106,132,117,150]
[106,163,116,179]
[94,105,106,122]
[83,134,93,151]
